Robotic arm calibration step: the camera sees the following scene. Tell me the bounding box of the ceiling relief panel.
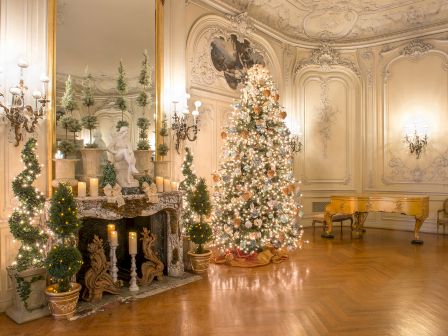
[217,0,448,44]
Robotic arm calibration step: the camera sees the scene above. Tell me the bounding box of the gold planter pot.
[45,283,81,320]
[188,250,212,274]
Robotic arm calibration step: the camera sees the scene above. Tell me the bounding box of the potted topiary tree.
[45,183,83,320]
[6,138,49,323]
[53,76,79,187]
[186,178,213,274]
[79,68,104,182]
[115,60,129,131]
[154,114,170,178]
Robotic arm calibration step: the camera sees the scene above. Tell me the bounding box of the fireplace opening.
[77,211,169,285]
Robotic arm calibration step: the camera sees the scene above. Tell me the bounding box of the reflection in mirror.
[55,0,155,188]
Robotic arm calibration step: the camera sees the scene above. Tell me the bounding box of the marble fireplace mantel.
[75,192,185,277]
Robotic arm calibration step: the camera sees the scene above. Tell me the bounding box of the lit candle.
[55,150,64,159]
[155,176,164,193]
[32,90,42,99]
[164,178,171,192]
[128,232,137,255]
[89,177,99,197]
[170,181,178,191]
[78,182,86,198]
[110,230,118,246]
[107,224,115,242]
[9,87,21,95]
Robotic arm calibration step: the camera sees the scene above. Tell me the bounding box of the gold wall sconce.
[0,59,49,146]
[403,124,428,159]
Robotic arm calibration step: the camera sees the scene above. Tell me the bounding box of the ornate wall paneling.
[186,12,282,185]
[293,44,361,192]
[379,39,448,191]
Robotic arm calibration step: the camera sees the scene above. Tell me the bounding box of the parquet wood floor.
[2,228,448,336]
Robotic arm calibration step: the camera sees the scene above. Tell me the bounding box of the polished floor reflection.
[2,228,448,336]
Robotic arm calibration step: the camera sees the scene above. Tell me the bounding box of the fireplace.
[75,192,184,285]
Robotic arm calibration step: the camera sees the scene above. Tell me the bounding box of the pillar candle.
[155,176,164,193]
[89,177,99,197]
[170,181,178,191]
[129,232,137,255]
[163,178,171,192]
[107,224,115,242]
[110,230,118,246]
[78,182,86,197]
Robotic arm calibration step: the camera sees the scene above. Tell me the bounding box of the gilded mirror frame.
[46,0,164,195]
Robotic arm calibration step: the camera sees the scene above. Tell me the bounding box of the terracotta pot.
[188,250,212,274]
[45,283,81,320]
[6,267,49,324]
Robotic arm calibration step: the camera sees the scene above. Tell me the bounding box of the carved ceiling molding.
[295,44,360,77]
[224,12,255,38]
[196,0,448,48]
[400,39,433,57]
[187,15,281,92]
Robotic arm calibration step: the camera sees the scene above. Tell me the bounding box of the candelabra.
[129,254,139,292]
[0,59,49,146]
[171,97,201,154]
[109,243,118,283]
[404,130,428,159]
[290,134,303,153]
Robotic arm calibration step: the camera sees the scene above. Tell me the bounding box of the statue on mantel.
[140,228,164,286]
[107,126,139,187]
[83,235,120,302]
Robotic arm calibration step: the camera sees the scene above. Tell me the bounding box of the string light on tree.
[211,65,302,254]
[179,147,198,232]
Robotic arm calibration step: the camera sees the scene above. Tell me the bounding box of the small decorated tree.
[61,75,77,114]
[58,76,79,157]
[115,60,129,131]
[8,138,48,298]
[136,50,153,150]
[101,160,117,188]
[81,69,98,148]
[179,147,198,230]
[157,114,169,159]
[45,183,83,293]
[187,178,213,254]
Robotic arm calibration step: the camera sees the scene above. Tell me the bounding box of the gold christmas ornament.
[274,93,280,101]
[282,187,290,195]
[221,131,227,139]
[212,174,220,182]
[234,218,241,228]
[253,105,261,114]
[263,89,271,97]
[267,170,275,178]
[242,191,253,201]
[288,184,295,193]
[279,111,287,119]
[241,130,249,139]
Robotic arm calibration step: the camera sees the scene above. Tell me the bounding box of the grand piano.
[322,195,429,244]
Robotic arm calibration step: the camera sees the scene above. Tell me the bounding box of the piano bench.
[311,213,354,232]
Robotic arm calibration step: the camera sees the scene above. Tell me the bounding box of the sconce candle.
[171,96,201,154]
[78,182,86,198]
[155,176,164,192]
[171,181,178,191]
[89,177,99,197]
[128,232,137,254]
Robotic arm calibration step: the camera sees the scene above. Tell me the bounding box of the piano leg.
[352,212,368,239]
[411,217,425,245]
[321,212,334,239]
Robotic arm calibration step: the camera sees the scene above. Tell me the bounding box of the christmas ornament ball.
[263,89,271,97]
[279,111,287,119]
[221,131,227,139]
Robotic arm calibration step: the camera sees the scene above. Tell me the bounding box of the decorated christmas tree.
[8,138,47,272]
[115,60,129,131]
[179,147,198,230]
[101,160,117,188]
[211,65,300,254]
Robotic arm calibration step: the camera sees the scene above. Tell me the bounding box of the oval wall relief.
[304,10,358,40]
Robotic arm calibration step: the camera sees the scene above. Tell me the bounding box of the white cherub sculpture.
[107,126,139,187]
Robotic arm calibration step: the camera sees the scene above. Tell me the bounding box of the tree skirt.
[211,246,288,267]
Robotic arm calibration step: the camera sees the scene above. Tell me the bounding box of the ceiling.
[217,0,448,44]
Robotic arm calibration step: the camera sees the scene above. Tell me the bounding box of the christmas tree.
[58,76,79,156]
[211,65,299,254]
[179,147,198,230]
[157,114,169,159]
[8,138,47,272]
[101,160,117,188]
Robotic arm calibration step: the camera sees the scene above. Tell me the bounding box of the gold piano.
[323,195,429,244]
